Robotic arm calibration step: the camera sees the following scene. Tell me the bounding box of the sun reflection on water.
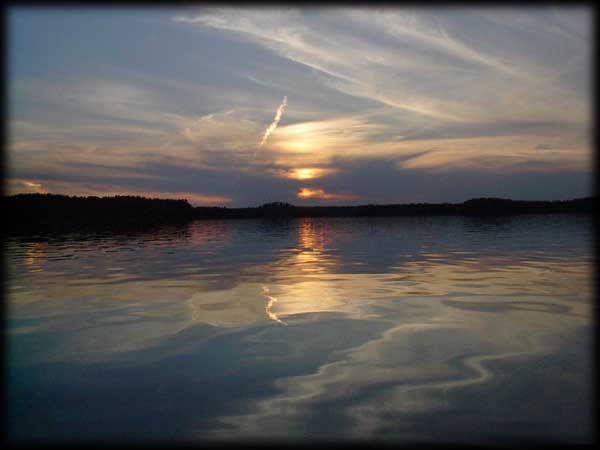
[6,215,593,442]
[24,242,48,272]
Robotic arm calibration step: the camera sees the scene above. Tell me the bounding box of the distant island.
[3,193,595,234]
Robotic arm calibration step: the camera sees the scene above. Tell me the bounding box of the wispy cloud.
[7,8,592,204]
[174,8,590,175]
[177,9,588,123]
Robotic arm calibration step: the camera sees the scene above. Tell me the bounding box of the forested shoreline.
[3,193,594,234]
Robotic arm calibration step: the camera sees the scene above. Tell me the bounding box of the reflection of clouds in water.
[186,283,291,327]
[187,283,268,328]
[262,286,286,325]
[8,218,592,372]
[201,292,590,440]
[265,259,592,324]
[6,217,593,440]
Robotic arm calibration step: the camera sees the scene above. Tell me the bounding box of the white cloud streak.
[259,96,288,148]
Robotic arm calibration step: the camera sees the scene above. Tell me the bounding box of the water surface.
[6,215,594,444]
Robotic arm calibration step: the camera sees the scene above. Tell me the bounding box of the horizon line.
[6,192,594,209]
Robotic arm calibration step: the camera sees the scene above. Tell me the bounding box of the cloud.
[535,143,564,151]
[393,135,591,172]
[274,167,338,180]
[268,114,391,165]
[7,9,592,205]
[259,95,288,148]
[176,8,589,125]
[297,187,358,202]
[171,7,590,189]
[8,179,48,194]
[182,109,263,153]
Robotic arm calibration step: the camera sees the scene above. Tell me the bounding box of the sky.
[7,7,592,206]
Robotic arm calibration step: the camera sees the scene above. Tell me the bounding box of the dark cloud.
[317,156,592,203]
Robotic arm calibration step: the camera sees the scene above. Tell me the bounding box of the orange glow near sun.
[298,188,326,199]
[293,168,319,180]
[297,188,358,201]
[282,167,337,180]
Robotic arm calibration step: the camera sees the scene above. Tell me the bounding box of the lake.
[5,214,594,444]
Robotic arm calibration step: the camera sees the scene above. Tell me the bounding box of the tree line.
[3,193,594,234]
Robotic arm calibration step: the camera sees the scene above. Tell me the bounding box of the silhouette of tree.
[3,193,594,235]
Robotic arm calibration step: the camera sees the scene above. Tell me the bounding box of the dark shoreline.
[3,193,595,235]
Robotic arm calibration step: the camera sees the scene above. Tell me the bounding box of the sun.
[284,167,337,180]
[294,168,318,180]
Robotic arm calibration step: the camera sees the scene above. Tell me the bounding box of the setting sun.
[294,168,319,180]
[284,168,337,180]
